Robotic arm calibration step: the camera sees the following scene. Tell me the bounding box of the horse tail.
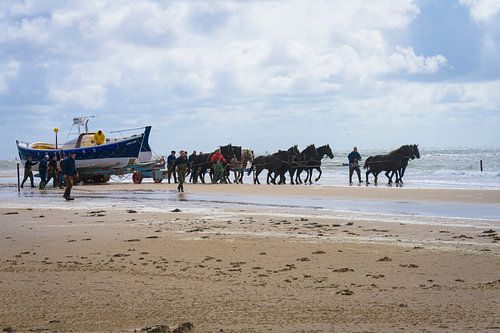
[363,156,373,169]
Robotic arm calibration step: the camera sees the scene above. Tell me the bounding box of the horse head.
[412,144,420,158]
[219,143,235,160]
[319,144,334,159]
[288,145,300,157]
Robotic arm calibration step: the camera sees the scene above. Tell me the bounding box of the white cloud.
[0,0,442,108]
[0,60,20,93]
[48,85,106,109]
[388,47,448,74]
[459,0,500,22]
[0,0,497,157]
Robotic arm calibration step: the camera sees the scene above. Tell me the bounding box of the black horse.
[252,145,300,185]
[294,144,319,184]
[388,144,420,184]
[190,153,212,183]
[364,145,415,185]
[296,144,334,184]
[270,145,300,184]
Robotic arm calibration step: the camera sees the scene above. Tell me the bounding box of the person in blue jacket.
[167,150,177,184]
[61,153,78,200]
[348,146,363,184]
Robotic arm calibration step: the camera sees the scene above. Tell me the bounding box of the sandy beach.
[1,184,499,332]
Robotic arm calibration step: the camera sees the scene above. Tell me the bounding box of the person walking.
[45,155,59,188]
[172,150,190,192]
[38,155,49,190]
[61,153,78,200]
[167,150,177,184]
[21,155,37,188]
[348,146,363,184]
[188,150,197,183]
[210,149,226,184]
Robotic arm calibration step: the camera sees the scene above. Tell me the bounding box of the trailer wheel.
[154,178,163,183]
[132,172,143,184]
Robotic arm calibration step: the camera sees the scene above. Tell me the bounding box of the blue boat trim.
[17,133,144,163]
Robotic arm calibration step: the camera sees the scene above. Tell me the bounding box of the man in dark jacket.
[172,151,190,192]
[21,156,37,188]
[61,153,78,200]
[38,155,49,190]
[348,146,363,184]
[188,150,197,183]
[167,150,177,184]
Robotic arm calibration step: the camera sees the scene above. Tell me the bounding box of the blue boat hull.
[17,133,145,170]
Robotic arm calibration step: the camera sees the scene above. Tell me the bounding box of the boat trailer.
[77,159,169,184]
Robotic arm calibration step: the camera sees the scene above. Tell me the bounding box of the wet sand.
[1,184,499,332]
[82,182,500,204]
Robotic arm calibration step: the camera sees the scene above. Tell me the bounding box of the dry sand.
[0,184,499,332]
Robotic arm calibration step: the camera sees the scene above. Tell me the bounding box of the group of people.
[166,150,190,192]
[21,153,78,200]
[165,148,229,191]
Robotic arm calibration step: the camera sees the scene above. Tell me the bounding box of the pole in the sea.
[480,160,483,172]
[16,161,20,192]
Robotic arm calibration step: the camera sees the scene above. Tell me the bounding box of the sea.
[1,147,499,234]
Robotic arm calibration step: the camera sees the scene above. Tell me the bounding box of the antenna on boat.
[72,115,96,134]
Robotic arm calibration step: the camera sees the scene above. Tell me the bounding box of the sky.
[1,0,500,159]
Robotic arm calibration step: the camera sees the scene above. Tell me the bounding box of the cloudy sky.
[1,0,499,159]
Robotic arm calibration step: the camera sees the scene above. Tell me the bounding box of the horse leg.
[314,167,322,182]
[254,168,261,184]
[199,168,206,184]
[385,171,392,184]
[399,167,406,183]
[365,169,370,184]
[280,169,287,184]
[295,169,302,184]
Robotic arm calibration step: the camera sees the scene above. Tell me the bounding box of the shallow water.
[1,186,499,230]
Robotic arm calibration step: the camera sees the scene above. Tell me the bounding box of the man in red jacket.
[210,149,226,183]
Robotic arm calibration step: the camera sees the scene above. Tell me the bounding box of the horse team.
[188,143,420,185]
